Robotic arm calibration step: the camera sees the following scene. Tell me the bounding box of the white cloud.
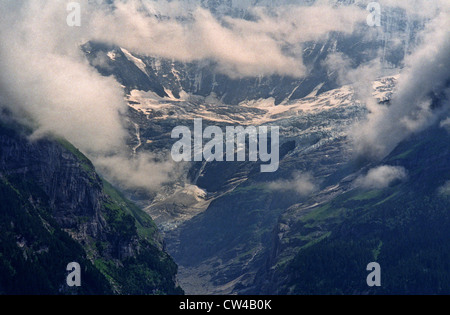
[0,1,127,154]
[93,152,185,191]
[440,118,450,132]
[268,172,318,196]
[0,0,181,192]
[0,0,447,193]
[355,165,407,190]
[0,0,369,193]
[87,0,367,78]
[346,8,450,159]
[439,181,450,196]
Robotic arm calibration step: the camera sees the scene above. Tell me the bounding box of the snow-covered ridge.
[126,75,397,126]
[121,48,148,74]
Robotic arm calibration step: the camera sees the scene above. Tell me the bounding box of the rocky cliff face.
[0,120,183,294]
[0,128,103,239]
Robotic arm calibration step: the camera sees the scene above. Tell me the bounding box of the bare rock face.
[0,122,183,294]
[0,129,105,237]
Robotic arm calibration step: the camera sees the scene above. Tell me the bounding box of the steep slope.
[252,125,450,294]
[0,120,183,295]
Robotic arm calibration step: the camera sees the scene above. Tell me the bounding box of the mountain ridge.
[0,118,183,295]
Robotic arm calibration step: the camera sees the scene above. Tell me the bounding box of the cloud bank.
[0,0,182,191]
[0,1,127,154]
[348,7,450,159]
[0,0,368,192]
[355,165,407,190]
[87,0,366,78]
[0,0,448,193]
[268,172,318,196]
[94,152,186,191]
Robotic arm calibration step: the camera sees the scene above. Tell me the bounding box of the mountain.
[73,1,449,295]
[84,47,399,293]
[252,125,450,294]
[88,64,401,294]
[84,0,419,105]
[77,1,442,294]
[0,118,183,295]
[1,0,448,296]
